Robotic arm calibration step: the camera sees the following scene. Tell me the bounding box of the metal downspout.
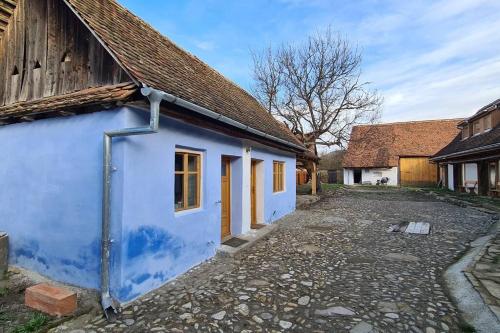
[100,87,167,317]
[99,84,303,316]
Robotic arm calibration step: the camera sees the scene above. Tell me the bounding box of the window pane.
[279,165,283,191]
[187,174,198,207]
[462,127,468,139]
[188,155,198,172]
[174,174,184,209]
[175,154,184,171]
[485,115,492,129]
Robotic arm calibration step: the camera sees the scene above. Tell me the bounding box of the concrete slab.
[217,223,278,257]
[405,222,430,235]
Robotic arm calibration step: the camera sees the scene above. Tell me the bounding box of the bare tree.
[252,27,382,155]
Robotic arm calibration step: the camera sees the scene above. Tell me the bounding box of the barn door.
[399,157,438,186]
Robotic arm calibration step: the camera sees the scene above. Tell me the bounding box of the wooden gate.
[399,157,438,186]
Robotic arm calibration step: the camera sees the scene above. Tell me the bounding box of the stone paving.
[54,188,496,332]
[468,229,500,321]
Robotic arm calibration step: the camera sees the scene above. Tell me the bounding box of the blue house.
[0,0,304,311]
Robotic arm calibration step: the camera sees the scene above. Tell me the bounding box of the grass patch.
[351,184,399,190]
[410,186,500,210]
[0,310,10,323]
[321,183,344,191]
[0,287,7,297]
[297,184,312,195]
[13,313,49,333]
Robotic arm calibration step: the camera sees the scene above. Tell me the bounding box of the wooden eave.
[0,82,138,125]
[0,0,16,41]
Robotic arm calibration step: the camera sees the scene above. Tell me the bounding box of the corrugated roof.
[343,119,462,168]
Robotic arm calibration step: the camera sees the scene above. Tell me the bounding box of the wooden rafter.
[0,0,16,41]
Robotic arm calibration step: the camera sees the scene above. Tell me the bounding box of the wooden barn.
[343,120,461,186]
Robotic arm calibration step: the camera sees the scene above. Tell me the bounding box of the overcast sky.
[118,0,500,122]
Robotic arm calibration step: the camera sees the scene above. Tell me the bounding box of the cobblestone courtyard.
[57,188,496,332]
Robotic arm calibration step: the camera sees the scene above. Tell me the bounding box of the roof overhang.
[0,82,138,124]
[141,85,305,152]
[463,100,500,125]
[430,142,500,162]
[61,0,304,153]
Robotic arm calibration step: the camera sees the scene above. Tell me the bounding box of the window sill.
[273,190,286,195]
[175,207,203,217]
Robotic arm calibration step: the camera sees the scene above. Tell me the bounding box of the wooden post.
[311,162,317,195]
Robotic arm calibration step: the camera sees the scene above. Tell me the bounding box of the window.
[461,125,469,140]
[273,161,285,192]
[484,114,492,131]
[473,120,481,135]
[174,151,201,211]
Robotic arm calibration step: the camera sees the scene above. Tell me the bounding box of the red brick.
[25,283,77,316]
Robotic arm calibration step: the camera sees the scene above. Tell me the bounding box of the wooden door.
[251,161,257,226]
[399,157,438,186]
[221,158,231,239]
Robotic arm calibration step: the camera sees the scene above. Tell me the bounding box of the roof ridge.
[99,0,258,104]
[355,118,464,127]
[64,0,301,147]
[476,98,500,113]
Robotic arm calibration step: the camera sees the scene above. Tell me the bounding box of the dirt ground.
[0,267,99,333]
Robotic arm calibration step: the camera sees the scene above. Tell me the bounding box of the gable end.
[0,0,133,107]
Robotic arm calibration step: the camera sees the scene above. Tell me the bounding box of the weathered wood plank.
[400,157,438,186]
[0,0,130,107]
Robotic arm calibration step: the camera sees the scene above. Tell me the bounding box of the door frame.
[353,169,362,184]
[250,159,264,227]
[221,157,231,241]
[251,160,257,226]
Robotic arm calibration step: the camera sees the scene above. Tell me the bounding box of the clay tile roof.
[343,119,462,168]
[0,82,137,118]
[63,0,302,147]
